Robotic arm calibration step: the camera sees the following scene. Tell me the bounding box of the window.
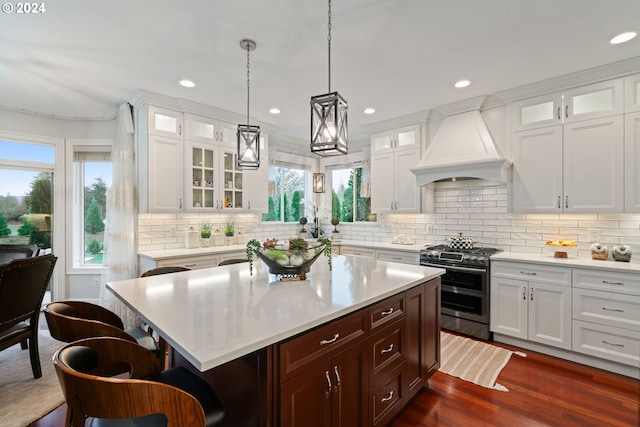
[71,147,111,268]
[0,140,55,250]
[330,166,371,222]
[263,165,307,222]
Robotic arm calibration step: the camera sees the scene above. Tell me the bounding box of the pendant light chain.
[327,0,332,93]
[246,41,251,126]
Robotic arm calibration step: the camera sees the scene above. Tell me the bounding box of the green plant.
[17,218,34,236]
[246,239,262,274]
[0,214,11,237]
[200,221,212,238]
[317,237,332,270]
[86,238,102,254]
[84,197,105,234]
[224,219,235,236]
[289,238,308,250]
[299,217,308,232]
[331,216,340,233]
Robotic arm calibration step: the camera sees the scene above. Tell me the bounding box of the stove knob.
[470,256,478,263]
[463,255,472,263]
[429,251,439,258]
[478,256,487,265]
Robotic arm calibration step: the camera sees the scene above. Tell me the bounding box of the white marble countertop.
[138,244,248,261]
[334,239,433,252]
[138,239,433,261]
[491,251,640,273]
[108,255,444,372]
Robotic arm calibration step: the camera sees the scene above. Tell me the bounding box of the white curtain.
[100,102,139,328]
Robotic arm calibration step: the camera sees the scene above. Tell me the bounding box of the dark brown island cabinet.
[276,277,441,427]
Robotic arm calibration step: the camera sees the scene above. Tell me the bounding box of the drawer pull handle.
[320,334,339,345]
[334,366,341,388]
[520,271,537,276]
[184,263,197,267]
[522,287,526,300]
[325,370,332,397]
[602,340,624,348]
[381,308,394,316]
[381,391,394,403]
[602,280,624,286]
[381,344,394,354]
[602,306,624,313]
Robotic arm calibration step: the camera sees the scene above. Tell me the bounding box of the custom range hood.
[411,109,511,186]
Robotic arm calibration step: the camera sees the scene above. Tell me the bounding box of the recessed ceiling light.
[454,80,471,88]
[179,79,196,88]
[610,31,637,45]
[269,107,281,114]
[364,108,376,114]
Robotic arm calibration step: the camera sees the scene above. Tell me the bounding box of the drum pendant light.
[310,0,348,156]
[237,39,260,170]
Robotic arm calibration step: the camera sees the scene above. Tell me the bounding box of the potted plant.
[224,219,235,245]
[200,221,212,246]
[299,217,308,233]
[224,219,235,237]
[331,217,340,233]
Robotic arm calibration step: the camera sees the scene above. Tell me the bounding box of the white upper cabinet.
[371,124,421,213]
[138,105,185,213]
[148,105,184,138]
[184,114,268,212]
[511,79,623,131]
[624,73,640,112]
[625,112,640,212]
[512,116,624,213]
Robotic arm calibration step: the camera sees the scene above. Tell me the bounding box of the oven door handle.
[421,263,487,274]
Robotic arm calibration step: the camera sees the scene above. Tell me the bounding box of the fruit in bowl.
[246,238,332,279]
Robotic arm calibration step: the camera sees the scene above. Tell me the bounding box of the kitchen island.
[107,254,444,426]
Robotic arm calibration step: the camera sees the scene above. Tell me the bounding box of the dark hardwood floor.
[392,342,639,427]
[32,342,639,427]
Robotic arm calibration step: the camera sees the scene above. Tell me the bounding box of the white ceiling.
[2,0,640,141]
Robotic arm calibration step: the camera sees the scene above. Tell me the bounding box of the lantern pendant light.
[237,39,260,170]
[313,173,325,193]
[310,0,348,156]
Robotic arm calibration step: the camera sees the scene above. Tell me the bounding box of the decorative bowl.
[253,243,327,280]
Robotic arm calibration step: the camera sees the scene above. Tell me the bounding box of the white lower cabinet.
[339,246,377,259]
[491,262,572,350]
[337,245,419,265]
[571,268,640,367]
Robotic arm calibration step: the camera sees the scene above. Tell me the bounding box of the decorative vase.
[590,243,608,260]
[612,245,631,262]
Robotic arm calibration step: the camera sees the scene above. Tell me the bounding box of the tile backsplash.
[138,181,640,262]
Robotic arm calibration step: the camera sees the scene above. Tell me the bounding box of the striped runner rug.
[439,331,525,391]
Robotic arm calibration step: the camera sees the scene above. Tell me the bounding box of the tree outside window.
[263,166,306,222]
[330,167,371,222]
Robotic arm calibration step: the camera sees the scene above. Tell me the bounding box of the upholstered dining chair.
[0,254,57,379]
[43,300,164,366]
[0,243,40,265]
[140,266,191,277]
[53,336,225,427]
[217,258,248,266]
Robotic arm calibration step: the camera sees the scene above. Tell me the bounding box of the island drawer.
[369,319,405,381]
[369,293,405,331]
[572,320,640,367]
[572,288,640,331]
[279,309,367,382]
[573,268,640,296]
[369,361,407,427]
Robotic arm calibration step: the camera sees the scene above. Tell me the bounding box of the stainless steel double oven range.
[420,244,501,341]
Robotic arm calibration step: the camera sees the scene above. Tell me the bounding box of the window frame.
[66,139,113,273]
[262,151,314,224]
[321,151,372,224]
